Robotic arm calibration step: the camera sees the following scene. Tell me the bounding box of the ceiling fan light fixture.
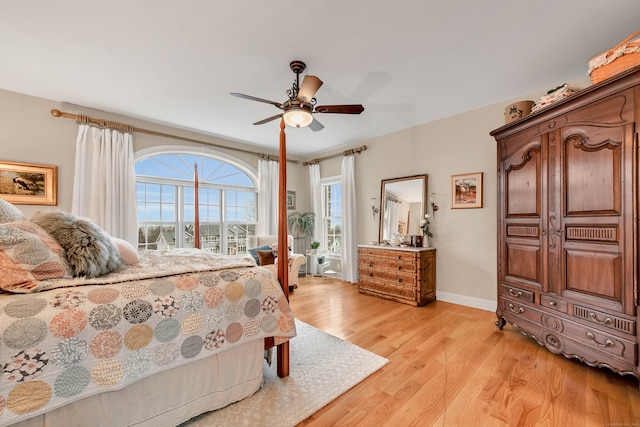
[283,107,313,128]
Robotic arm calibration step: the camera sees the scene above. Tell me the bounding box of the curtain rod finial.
[51,109,62,117]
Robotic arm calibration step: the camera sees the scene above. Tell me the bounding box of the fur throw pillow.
[31,210,123,278]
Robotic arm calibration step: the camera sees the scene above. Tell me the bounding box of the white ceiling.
[1,1,639,157]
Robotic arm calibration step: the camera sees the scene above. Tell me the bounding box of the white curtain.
[72,124,137,246]
[341,155,358,283]
[257,158,278,235]
[309,164,322,242]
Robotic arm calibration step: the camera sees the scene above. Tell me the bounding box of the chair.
[247,235,306,290]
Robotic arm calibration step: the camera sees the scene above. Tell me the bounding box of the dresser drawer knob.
[508,303,524,314]
[586,331,614,348]
[508,288,523,298]
[589,312,613,325]
[369,262,373,267]
[397,266,402,270]
[549,301,557,306]
[397,278,402,283]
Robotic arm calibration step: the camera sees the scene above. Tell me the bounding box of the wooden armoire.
[491,65,640,381]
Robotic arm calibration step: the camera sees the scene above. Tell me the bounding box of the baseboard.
[436,291,496,312]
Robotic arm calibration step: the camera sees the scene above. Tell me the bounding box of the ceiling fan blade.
[253,113,283,125]
[297,75,323,102]
[315,104,365,114]
[308,117,324,132]
[230,92,283,109]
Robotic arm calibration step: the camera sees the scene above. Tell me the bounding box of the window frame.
[135,146,258,254]
[320,175,342,256]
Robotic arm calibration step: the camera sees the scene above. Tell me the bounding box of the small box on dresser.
[357,244,436,306]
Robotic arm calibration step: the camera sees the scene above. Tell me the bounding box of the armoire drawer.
[573,305,636,336]
[500,284,534,303]
[540,295,568,314]
[501,298,637,365]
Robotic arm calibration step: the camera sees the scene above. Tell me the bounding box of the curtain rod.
[50,109,300,164]
[302,145,367,166]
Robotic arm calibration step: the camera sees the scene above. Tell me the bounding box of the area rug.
[181,320,389,427]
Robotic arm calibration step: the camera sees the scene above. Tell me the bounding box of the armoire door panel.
[563,127,622,216]
[565,249,622,302]
[506,243,541,284]
[505,147,541,217]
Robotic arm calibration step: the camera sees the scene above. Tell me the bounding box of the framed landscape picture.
[0,161,58,205]
[451,172,483,209]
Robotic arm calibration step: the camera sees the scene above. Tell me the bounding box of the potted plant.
[287,212,315,253]
[310,240,320,253]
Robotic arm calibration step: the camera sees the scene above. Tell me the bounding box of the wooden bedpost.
[194,163,200,249]
[277,118,290,378]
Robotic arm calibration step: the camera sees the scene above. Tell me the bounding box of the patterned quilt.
[0,250,296,426]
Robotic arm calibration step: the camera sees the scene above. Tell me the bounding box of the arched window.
[135,147,258,255]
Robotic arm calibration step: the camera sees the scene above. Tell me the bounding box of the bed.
[0,202,296,427]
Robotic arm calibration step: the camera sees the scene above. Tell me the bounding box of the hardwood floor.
[288,277,640,427]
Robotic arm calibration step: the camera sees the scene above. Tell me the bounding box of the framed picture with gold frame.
[451,172,483,209]
[0,161,58,205]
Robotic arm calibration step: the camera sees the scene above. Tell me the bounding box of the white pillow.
[0,198,25,223]
[112,237,140,265]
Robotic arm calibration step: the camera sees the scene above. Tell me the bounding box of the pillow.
[31,210,123,278]
[0,220,68,292]
[247,244,272,264]
[112,237,140,265]
[257,249,275,266]
[0,198,25,223]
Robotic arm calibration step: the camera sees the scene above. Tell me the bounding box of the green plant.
[310,241,320,249]
[287,212,315,239]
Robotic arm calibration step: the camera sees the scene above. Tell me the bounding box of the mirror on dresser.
[379,174,428,242]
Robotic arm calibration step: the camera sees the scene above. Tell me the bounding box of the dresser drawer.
[359,267,417,285]
[359,277,417,302]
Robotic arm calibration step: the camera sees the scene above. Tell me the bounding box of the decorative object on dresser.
[491,65,640,383]
[0,161,57,205]
[358,245,436,306]
[451,172,483,209]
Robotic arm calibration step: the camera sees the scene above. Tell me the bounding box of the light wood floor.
[288,277,640,427]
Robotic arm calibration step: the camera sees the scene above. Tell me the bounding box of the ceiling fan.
[230,60,364,131]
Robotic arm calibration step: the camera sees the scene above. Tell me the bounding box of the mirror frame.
[379,174,428,242]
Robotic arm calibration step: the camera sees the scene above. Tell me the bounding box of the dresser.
[491,66,640,381]
[357,245,436,306]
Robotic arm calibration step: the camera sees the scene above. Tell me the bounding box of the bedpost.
[194,162,200,249]
[277,118,290,377]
